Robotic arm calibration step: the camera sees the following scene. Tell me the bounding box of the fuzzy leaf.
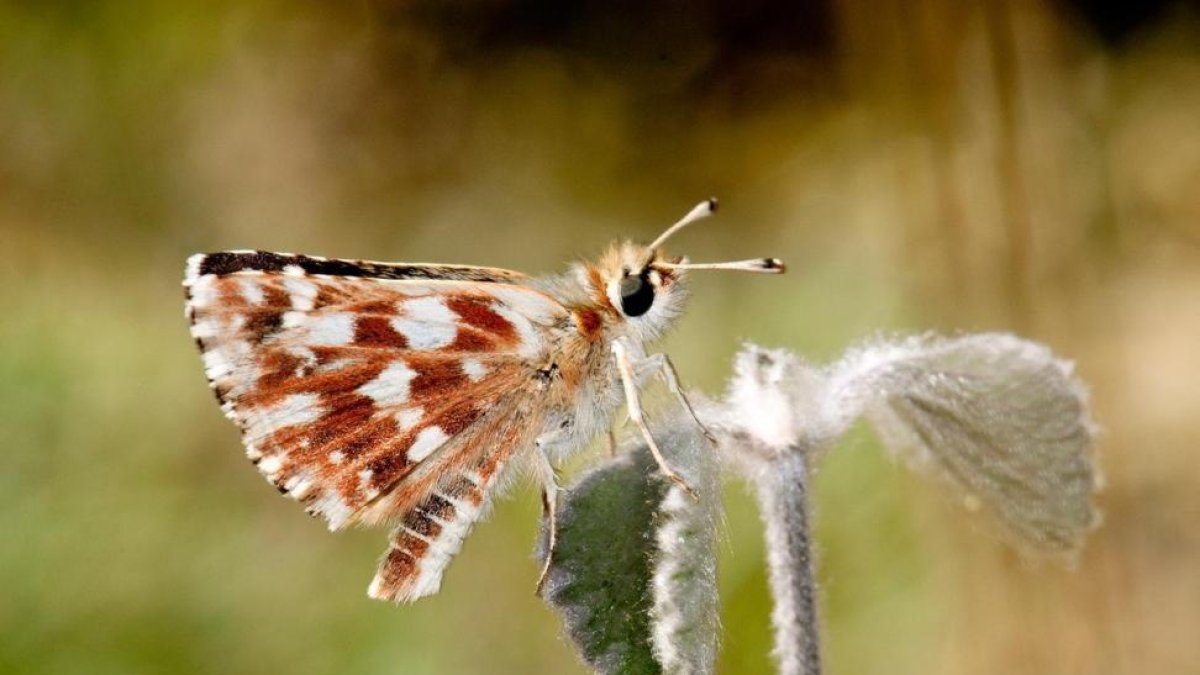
[718,335,1101,674]
[858,333,1100,556]
[649,419,721,675]
[722,335,1100,558]
[539,447,667,675]
[539,418,720,675]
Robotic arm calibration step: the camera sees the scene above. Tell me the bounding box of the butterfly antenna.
[645,197,786,274]
[646,198,719,253]
[659,258,786,273]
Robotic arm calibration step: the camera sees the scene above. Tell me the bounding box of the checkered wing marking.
[184,252,565,540]
[366,389,544,602]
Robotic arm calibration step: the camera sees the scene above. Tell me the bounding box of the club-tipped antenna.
[658,257,786,274]
[646,198,719,253]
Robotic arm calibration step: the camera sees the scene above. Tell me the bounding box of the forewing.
[184,251,566,533]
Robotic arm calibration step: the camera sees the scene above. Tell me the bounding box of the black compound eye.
[619,273,655,317]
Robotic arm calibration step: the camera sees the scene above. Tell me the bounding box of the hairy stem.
[755,449,822,675]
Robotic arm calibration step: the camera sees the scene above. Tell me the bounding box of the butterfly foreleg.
[612,339,698,499]
[633,352,718,446]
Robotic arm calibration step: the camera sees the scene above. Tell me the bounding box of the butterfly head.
[593,242,690,342]
[590,199,785,344]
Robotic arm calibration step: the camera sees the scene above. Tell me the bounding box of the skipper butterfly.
[184,199,783,603]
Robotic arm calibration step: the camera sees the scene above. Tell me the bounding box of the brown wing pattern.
[184,253,565,601]
[367,388,543,601]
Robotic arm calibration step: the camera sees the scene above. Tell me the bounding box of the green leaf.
[539,447,667,675]
[863,333,1100,557]
[648,422,721,675]
[539,414,721,674]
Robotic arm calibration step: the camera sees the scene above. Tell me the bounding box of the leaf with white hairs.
[538,414,719,675]
[724,334,1100,557]
[718,334,1101,675]
[837,333,1100,556]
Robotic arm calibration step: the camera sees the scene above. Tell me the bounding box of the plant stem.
[755,449,822,675]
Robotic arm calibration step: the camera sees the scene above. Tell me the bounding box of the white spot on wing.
[404,495,484,598]
[487,286,562,325]
[407,426,448,462]
[284,472,316,499]
[359,473,380,501]
[358,361,418,403]
[392,297,457,349]
[190,319,218,339]
[306,312,355,345]
[408,554,449,598]
[202,347,232,381]
[282,311,306,329]
[284,278,317,311]
[266,393,322,425]
[184,254,205,284]
[490,304,542,357]
[391,317,456,349]
[312,492,354,531]
[403,296,458,322]
[461,358,487,382]
[239,278,266,305]
[245,393,324,442]
[189,274,219,307]
[259,455,283,475]
[395,408,423,431]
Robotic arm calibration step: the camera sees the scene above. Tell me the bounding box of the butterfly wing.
[366,387,546,601]
[185,251,565,601]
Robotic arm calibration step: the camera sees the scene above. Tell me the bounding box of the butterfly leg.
[612,340,698,499]
[532,445,561,596]
[635,352,718,446]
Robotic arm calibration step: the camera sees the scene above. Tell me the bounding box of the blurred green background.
[2,1,1198,673]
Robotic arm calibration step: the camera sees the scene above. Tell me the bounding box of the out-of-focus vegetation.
[2,1,1197,673]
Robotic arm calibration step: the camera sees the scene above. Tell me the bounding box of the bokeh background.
[3,1,1198,673]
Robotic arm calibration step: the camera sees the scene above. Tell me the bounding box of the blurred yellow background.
[2,1,1198,673]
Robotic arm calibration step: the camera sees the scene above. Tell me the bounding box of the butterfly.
[183,199,783,603]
